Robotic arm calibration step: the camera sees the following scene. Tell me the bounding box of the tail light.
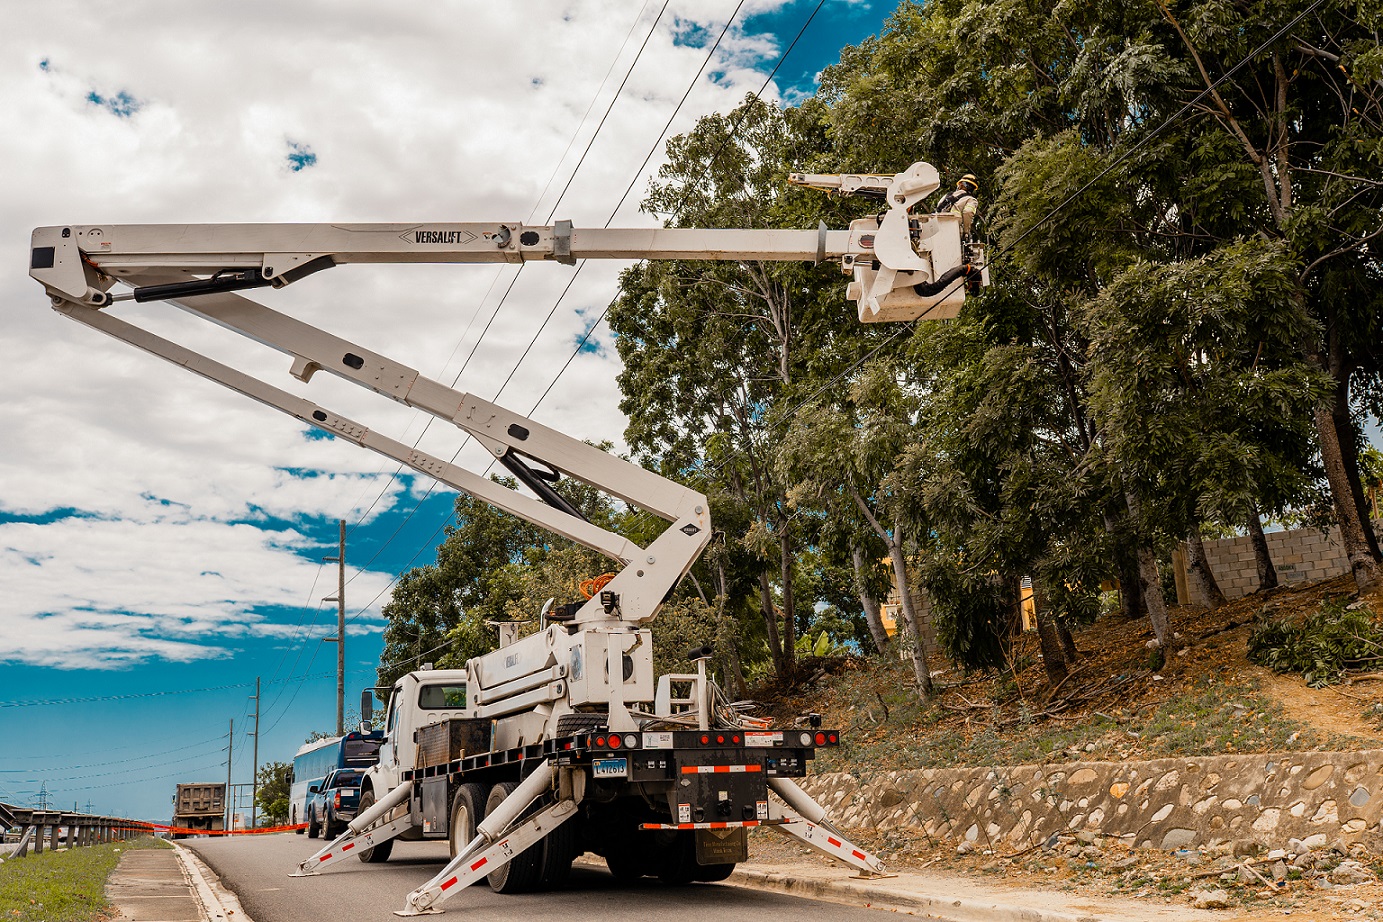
[334,791,341,808]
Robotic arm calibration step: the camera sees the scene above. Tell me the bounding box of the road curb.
[727,867,1097,922]
[173,843,257,922]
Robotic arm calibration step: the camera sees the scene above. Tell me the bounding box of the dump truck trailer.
[171,782,225,838]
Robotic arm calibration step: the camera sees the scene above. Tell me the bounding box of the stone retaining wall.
[803,750,1383,853]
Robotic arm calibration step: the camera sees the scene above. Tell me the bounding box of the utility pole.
[225,718,233,831]
[249,678,260,828]
[323,519,346,736]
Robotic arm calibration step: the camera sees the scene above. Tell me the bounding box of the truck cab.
[364,667,469,803]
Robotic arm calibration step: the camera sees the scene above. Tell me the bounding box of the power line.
[521,0,824,424]
[338,2,674,583]
[0,734,228,774]
[342,3,759,627]
[46,761,229,796]
[0,675,329,709]
[13,748,228,785]
[485,0,753,410]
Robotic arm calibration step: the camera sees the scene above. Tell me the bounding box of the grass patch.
[0,835,166,922]
[799,657,1364,777]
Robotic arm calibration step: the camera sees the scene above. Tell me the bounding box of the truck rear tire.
[694,863,736,882]
[355,790,394,864]
[307,809,320,839]
[656,832,698,885]
[604,847,647,881]
[484,782,543,894]
[448,783,487,858]
[538,812,577,888]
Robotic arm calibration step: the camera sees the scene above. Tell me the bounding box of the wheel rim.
[450,801,472,857]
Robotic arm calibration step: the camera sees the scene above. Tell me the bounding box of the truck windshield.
[329,770,363,787]
[418,684,466,708]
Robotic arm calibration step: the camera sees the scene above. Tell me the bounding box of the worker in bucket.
[936,173,979,240]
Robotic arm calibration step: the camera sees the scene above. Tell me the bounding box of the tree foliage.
[255,761,292,826]
[374,0,1383,700]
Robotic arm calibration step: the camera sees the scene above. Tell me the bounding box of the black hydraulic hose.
[497,450,590,523]
[912,262,977,298]
[133,256,335,303]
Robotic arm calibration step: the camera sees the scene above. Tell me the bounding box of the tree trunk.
[715,557,748,699]
[1118,552,1144,620]
[851,545,890,654]
[1246,506,1279,591]
[1125,490,1172,649]
[1333,392,1383,561]
[779,530,796,668]
[1056,619,1078,663]
[887,529,933,696]
[1102,508,1144,619]
[1032,582,1068,684]
[1313,403,1383,593]
[1185,530,1227,610]
[757,571,785,677]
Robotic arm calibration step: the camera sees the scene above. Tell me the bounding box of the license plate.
[592,758,628,779]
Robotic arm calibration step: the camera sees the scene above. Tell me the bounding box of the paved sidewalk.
[106,843,248,922]
[730,861,1225,922]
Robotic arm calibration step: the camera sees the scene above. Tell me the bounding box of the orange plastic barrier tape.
[127,821,309,836]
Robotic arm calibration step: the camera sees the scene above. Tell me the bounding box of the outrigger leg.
[397,761,578,916]
[291,780,415,877]
[766,777,888,878]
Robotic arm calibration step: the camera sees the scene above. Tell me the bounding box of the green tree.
[255,761,291,826]
[610,95,879,680]
[1082,239,1331,607]
[778,357,936,693]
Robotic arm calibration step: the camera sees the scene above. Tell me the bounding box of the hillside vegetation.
[765,576,1383,777]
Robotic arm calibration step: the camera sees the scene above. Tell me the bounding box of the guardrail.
[0,801,149,858]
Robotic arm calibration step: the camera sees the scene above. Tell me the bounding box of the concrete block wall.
[801,750,1383,853]
[1186,524,1367,607]
[882,585,943,662]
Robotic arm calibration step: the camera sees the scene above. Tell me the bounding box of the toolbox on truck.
[415,717,490,769]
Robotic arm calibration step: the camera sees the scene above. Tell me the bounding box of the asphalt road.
[185,833,889,921]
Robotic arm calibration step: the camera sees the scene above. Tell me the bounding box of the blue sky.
[1,1,888,823]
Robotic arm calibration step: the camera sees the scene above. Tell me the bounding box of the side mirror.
[308,784,320,794]
[359,689,373,723]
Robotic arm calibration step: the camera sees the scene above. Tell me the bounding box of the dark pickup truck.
[306,768,363,838]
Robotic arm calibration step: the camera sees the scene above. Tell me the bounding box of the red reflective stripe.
[321,853,332,860]
[440,876,459,890]
[638,820,764,831]
[470,856,488,871]
[851,849,867,860]
[680,765,762,774]
[342,843,354,851]
[827,837,842,848]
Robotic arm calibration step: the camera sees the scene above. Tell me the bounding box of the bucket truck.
[28,161,983,914]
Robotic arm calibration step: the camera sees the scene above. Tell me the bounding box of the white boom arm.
[27,160,987,733]
[39,278,701,628]
[30,161,984,324]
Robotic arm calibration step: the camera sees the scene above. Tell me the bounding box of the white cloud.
[1,2,798,668]
[0,512,395,670]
